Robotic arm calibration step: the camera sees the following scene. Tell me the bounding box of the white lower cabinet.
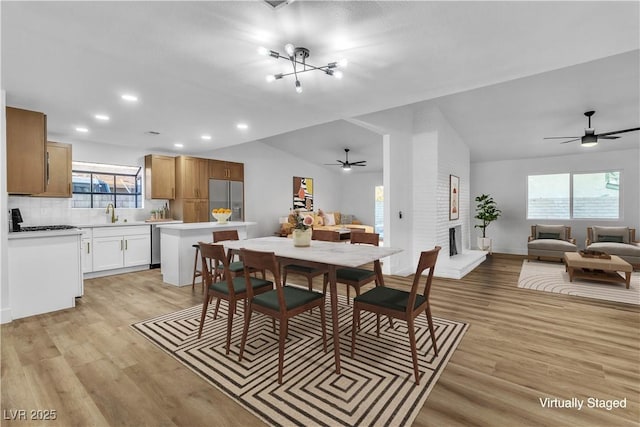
[91,226,150,272]
[80,228,93,273]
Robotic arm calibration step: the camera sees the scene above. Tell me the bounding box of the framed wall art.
[449,174,459,220]
[293,177,314,211]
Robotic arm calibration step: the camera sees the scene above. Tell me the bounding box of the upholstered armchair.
[527,225,577,262]
[586,227,640,269]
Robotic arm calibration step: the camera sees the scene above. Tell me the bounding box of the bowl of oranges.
[211,208,232,224]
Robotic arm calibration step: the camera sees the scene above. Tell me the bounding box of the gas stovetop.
[18,225,78,232]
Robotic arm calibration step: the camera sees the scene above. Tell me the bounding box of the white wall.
[201,141,342,238]
[471,148,640,254]
[411,105,471,267]
[356,107,417,275]
[338,171,382,228]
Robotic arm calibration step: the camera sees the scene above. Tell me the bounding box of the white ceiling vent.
[263,0,294,10]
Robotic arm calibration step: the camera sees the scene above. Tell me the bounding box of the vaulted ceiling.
[2,1,638,173]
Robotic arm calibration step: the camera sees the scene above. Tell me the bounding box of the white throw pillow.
[323,212,336,226]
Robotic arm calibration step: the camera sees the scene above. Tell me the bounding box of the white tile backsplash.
[7,196,169,226]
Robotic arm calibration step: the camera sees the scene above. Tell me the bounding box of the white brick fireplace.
[412,106,486,279]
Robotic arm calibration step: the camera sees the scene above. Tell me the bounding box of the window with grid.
[527,171,620,219]
[72,162,142,208]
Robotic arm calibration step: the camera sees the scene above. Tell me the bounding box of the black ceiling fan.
[324,148,366,170]
[544,111,640,147]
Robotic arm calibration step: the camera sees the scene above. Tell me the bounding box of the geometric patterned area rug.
[518,260,640,305]
[132,294,468,427]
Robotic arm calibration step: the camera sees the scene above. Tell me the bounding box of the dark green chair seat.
[211,276,272,295]
[254,286,324,311]
[351,246,442,385]
[216,261,244,273]
[354,286,425,312]
[336,267,376,282]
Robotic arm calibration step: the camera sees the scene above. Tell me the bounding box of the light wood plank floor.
[2,255,638,426]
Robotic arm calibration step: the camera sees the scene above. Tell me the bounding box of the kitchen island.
[7,228,83,320]
[157,221,256,286]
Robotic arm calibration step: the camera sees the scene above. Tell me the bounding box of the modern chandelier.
[258,44,347,93]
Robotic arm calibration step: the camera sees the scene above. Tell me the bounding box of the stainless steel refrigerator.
[209,179,244,221]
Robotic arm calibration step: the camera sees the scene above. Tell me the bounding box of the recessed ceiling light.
[201,134,212,140]
[94,114,110,121]
[174,143,184,148]
[236,123,249,130]
[75,127,89,133]
[121,94,138,102]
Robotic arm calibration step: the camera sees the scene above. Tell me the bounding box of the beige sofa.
[527,225,577,262]
[586,226,640,269]
[279,210,373,236]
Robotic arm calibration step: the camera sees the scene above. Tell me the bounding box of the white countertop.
[8,229,83,240]
[157,221,256,230]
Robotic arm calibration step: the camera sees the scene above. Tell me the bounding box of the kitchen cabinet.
[6,106,47,195]
[171,198,209,223]
[81,228,93,273]
[145,154,175,199]
[209,159,244,181]
[92,226,150,272]
[8,230,83,319]
[175,156,208,199]
[35,141,72,198]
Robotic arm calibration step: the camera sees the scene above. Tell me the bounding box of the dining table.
[221,236,403,375]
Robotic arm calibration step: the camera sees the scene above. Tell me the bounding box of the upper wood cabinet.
[6,107,47,194]
[145,154,175,199]
[209,159,244,181]
[176,156,208,199]
[35,141,72,198]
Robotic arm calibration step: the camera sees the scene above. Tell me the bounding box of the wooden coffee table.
[564,252,633,289]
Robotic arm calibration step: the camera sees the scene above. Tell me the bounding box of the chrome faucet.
[105,203,118,223]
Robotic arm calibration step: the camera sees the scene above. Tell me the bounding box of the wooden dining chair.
[211,230,245,284]
[213,229,267,283]
[350,246,441,385]
[282,229,339,291]
[238,248,327,384]
[197,242,273,354]
[324,232,380,304]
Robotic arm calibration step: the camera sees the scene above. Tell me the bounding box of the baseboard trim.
[1,307,13,324]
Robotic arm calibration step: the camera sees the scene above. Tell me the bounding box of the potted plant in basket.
[474,194,501,252]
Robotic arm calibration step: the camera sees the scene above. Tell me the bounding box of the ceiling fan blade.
[352,164,366,166]
[599,136,620,140]
[350,161,367,165]
[544,136,581,140]
[323,163,342,165]
[559,138,580,144]
[596,127,640,137]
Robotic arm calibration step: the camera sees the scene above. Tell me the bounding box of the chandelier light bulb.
[284,43,295,57]
[257,46,269,56]
[337,58,348,68]
[295,80,302,93]
[265,75,276,83]
[333,70,344,79]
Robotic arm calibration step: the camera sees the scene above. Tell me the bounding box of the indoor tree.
[474,194,501,239]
